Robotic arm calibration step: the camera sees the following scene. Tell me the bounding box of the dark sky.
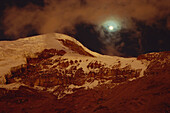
[0,0,170,57]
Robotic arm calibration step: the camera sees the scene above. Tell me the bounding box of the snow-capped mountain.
[0,33,169,113]
[0,33,148,96]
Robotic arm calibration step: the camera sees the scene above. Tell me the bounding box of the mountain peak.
[0,33,99,84]
[0,33,147,91]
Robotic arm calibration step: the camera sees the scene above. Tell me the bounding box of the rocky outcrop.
[58,39,94,57]
[138,51,170,76]
[137,51,170,61]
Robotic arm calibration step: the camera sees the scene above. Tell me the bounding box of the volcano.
[0,33,169,113]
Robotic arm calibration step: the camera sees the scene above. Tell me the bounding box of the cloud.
[101,45,124,56]
[2,0,170,56]
[3,0,170,37]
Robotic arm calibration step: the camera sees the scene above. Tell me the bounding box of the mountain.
[0,33,169,113]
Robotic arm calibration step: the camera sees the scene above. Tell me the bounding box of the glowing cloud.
[2,0,170,37]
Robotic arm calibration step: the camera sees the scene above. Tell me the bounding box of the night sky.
[0,0,170,57]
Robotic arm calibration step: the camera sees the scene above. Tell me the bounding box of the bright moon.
[109,26,114,30]
[102,19,121,32]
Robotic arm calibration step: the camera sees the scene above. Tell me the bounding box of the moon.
[109,26,114,30]
[102,20,121,32]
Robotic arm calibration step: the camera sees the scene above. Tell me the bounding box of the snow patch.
[0,82,25,90]
[83,80,99,89]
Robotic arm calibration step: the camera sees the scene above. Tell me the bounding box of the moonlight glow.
[102,20,121,32]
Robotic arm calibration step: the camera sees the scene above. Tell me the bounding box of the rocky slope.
[0,33,169,113]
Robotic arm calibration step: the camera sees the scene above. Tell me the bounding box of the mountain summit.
[0,33,169,113]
